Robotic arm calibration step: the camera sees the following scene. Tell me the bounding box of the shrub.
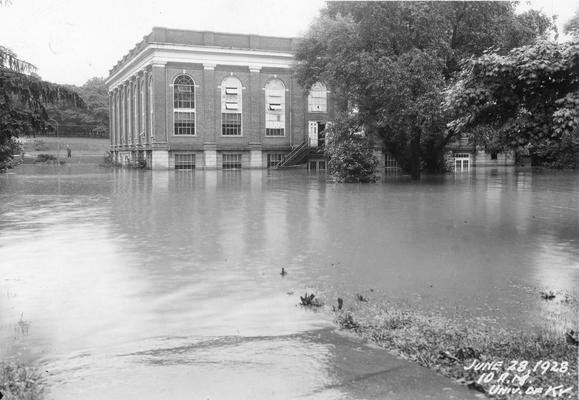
[34,153,57,163]
[325,115,378,183]
[0,361,44,400]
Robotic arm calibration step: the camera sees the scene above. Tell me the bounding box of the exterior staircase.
[275,142,311,169]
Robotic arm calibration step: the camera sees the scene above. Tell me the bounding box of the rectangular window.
[266,128,285,136]
[222,113,242,136]
[225,87,239,95]
[308,92,327,112]
[174,86,194,109]
[385,153,399,169]
[222,153,242,170]
[174,111,195,135]
[225,102,239,110]
[175,153,195,170]
[266,113,284,136]
[267,153,284,168]
[265,89,285,136]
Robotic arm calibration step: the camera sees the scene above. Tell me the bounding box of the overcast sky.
[0,0,576,86]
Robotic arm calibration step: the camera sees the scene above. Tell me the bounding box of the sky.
[0,0,576,86]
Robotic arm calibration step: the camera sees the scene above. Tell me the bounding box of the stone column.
[128,82,132,147]
[120,84,125,146]
[109,92,114,148]
[142,69,149,145]
[141,70,150,145]
[203,63,217,169]
[248,65,262,144]
[150,63,168,169]
[116,89,121,147]
[151,63,167,144]
[123,83,129,146]
[248,65,263,168]
[131,77,137,147]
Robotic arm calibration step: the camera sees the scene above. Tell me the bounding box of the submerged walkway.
[312,329,483,400]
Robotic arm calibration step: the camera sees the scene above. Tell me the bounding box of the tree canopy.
[1,1,85,170]
[563,8,579,36]
[294,1,554,178]
[325,115,378,183]
[445,40,579,167]
[0,48,84,170]
[46,77,109,137]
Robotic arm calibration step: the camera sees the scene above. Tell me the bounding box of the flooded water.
[0,165,577,399]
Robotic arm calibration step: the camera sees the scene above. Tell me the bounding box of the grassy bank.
[329,296,578,399]
[19,137,109,157]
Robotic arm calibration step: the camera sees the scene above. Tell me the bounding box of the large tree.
[564,8,579,36]
[294,1,553,178]
[1,0,84,171]
[445,40,579,167]
[0,50,84,170]
[46,77,109,137]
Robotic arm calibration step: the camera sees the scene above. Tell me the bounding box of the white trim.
[107,44,293,90]
[172,74,197,136]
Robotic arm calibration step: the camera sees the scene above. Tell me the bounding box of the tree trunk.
[410,134,421,180]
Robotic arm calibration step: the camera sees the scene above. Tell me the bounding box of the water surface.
[0,165,577,399]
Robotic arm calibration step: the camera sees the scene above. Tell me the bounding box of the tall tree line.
[294,1,557,178]
[0,1,84,170]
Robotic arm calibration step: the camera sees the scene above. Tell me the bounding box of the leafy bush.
[0,137,22,172]
[34,153,57,163]
[0,361,44,400]
[325,115,378,183]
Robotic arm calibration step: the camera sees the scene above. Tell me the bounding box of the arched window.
[221,76,242,136]
[308,82,327,112]
[173,75,195,135]
[265,79,285,136]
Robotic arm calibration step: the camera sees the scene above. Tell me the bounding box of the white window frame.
[454,153,471,172]
[308,82,328,113]
[173,74,196,136]
[222,153,242,170]
[267,153,284,168]
[221,77,243,136]
[265,79,286,137]
[174,153,196,170]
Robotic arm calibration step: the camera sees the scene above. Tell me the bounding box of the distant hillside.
[44,77,109,138]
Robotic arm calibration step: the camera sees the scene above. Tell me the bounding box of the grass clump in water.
[334,298,578,399]
[0,361,44,400]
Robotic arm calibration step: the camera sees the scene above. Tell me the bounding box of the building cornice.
[106,43,294,91]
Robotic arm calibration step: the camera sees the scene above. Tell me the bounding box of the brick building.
[106,27,335,170]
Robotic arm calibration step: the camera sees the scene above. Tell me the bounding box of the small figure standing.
[66,145,72,158]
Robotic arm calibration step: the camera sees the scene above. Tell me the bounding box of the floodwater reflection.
[0,165,577,399]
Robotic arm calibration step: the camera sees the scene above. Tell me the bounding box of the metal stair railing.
[275,141,310,169]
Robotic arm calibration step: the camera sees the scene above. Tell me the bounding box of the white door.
[308,121,318,147]
[454,154,470,172]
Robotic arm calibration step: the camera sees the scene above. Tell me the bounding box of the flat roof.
[109,27,300,77]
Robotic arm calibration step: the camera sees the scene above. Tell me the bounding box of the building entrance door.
[308,121,318,147]
[308,121,326,148]
[454,153,471,172]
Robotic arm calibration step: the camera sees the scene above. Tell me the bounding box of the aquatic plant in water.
[0,362,44,400]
